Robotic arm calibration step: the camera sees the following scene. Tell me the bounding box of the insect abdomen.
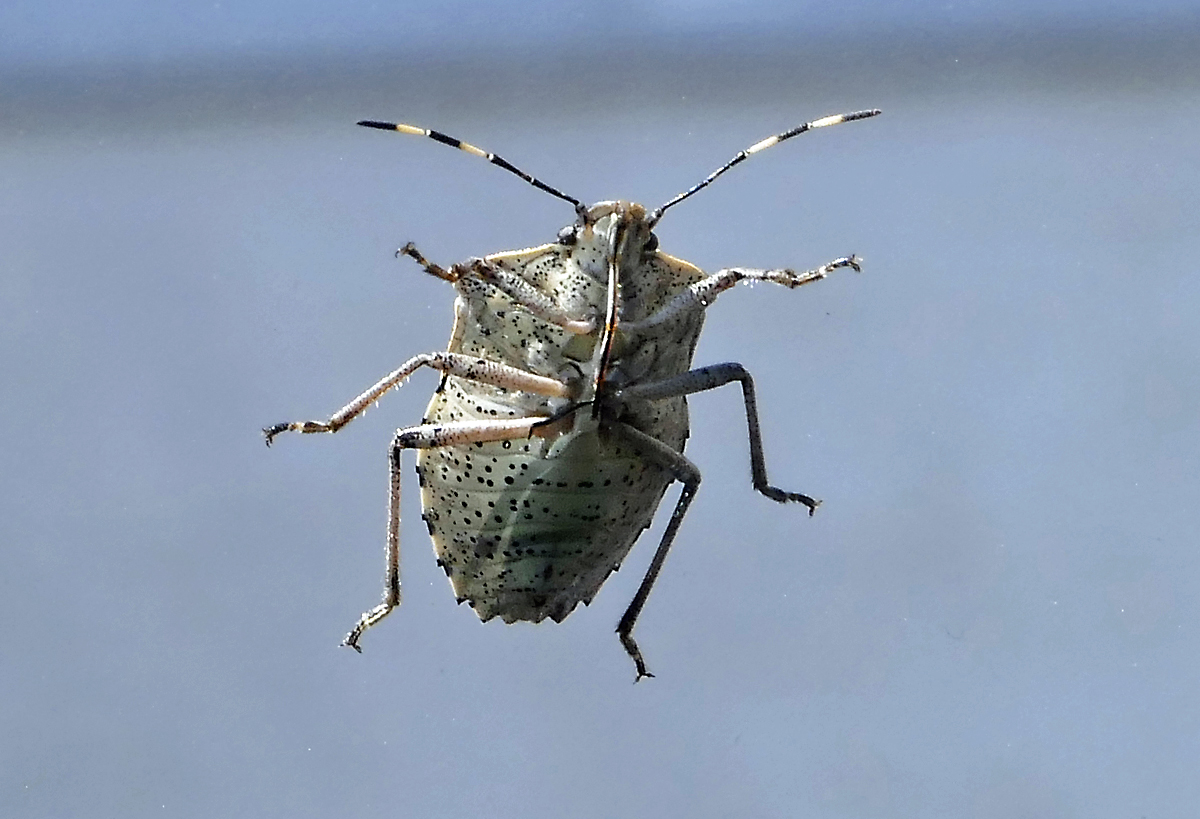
[418,431,675,624]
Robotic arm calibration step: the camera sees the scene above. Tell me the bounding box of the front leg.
[263,352,572,445]
[620,255,860,336]
[397,242,595,335]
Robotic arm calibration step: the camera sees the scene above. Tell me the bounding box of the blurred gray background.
[3,1,1199,816]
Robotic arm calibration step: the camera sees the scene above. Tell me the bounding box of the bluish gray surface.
[3,8,1199,818]
[3,0,1197,67]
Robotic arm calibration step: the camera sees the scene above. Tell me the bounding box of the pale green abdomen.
[416,429,675,624]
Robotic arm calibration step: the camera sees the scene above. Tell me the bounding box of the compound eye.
[643,233,658,253]
[557,225,577,246]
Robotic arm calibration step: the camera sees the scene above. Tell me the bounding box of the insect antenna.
[648,108,881,226]
[359,120,587,217]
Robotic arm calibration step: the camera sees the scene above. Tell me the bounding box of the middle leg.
[613,362,819,513]
[263,351,571,445]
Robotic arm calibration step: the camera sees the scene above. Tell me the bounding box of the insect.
[264,108,880,679]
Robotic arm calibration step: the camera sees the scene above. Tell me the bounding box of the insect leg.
[342,432,406,652]
[620,255,860,336]
[614,363,819,513]
[395,241,456,283]
[462,258,597,334]
[607,423,702,682]
[263,352,571,445]
[392,244,596,334]
[343,415,561,651]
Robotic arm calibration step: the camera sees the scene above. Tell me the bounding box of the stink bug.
[265,108,880,679]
